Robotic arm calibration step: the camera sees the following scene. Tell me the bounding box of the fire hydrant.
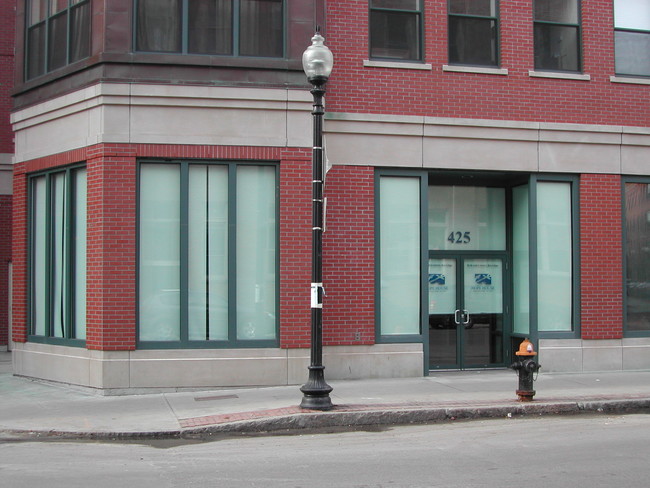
[509,339,541,402]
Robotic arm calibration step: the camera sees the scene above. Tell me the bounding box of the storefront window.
[428,186,506,251]
[512,185,530,335]
[379,176,421,336]
[624,182,650,332]
[29,166,87,341]
[537,181,573,332]
[138,161,277,345]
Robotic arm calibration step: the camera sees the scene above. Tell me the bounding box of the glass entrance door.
[428,256,505,369]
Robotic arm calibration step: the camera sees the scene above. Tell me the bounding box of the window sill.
[443,65,508,76]
[528,70,591,81]
[364,59,432,70]
[610,75,650,85]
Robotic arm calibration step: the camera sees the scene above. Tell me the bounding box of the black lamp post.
[299,30,334,411]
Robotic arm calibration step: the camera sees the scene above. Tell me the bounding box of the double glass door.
[428,256,505,369]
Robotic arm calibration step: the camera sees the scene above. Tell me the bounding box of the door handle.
[454,309,461,325]
[463,310,470,325]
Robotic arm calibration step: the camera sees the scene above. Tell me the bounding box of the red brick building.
[8,1,650,389]
[0,0,15,352]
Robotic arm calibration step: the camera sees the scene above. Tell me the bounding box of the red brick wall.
[85,144,137,350]
[580,173,623,340]
[11,162,26,343]
[326,1,648,127]
[323,166,375,345]
[0,0,15,155]
[279,155,312,349]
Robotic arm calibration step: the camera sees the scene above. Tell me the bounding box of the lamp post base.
[300,365,333,410]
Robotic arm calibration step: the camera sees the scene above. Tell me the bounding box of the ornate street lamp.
[299,30,334,410]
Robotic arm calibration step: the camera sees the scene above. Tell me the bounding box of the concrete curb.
[1,398,649,442]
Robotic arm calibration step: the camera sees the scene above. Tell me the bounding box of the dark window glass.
[240,0,283,57]
[48,12,67,71]
[448,0,498,67]
[137,0,284,57]
[615,31,650,77]
[70,2,91,63]
[369,0,422,61]
[449,0,496,16]
[614,0,650,77]
[534,0,578,23]
[27,23,46,79]
[136,0,182,52]
[25,0,91,80]
[533,0,580,71]
[534,23,580,71]
[188,0,232,55]
[625,183,650,332]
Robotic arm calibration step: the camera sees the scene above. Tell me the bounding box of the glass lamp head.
[302,33,334,85]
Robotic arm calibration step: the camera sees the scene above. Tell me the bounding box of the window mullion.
[233,0,240,56]
[228,163,237,342]
[45,173,53,337]
[180,161,189,343]
[64,168,73,339]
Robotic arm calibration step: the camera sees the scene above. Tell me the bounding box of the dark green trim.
[136,159,280,350]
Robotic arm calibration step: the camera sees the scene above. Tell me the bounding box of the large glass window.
[537,181,573,332]
[615,0,650,77]
[370,0,422,61]
[29,166,87,341]
[448,0,499,66]
[428,186,506,251]
[533,0,581,72]
[379,176,421,336]
[138,161,277,345]
[136,0,284,57]
[624,182,650,332]
[26,0,91,80]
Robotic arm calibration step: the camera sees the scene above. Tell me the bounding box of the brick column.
[86,145,137,350]
[580,174,623,340]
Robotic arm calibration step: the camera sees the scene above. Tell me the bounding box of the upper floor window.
[369,0,422,61]
[448,0,499,67]
[135,0,284,57]
[26,0,91,80]
[534,0,581,72]
[615,0,650,77]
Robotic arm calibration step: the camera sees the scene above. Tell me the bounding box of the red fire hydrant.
[509,339,541,402]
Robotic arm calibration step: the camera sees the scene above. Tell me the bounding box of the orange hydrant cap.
[516,338,537,356]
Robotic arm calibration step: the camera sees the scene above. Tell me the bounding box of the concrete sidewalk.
[1,351,650,440]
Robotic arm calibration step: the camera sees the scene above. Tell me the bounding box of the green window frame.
[375,170,427,343]
[134,0,285,58]
[25,0,91,80]
[526,175,581,341]
[533,0,582,72]
[623,178,650,336]
[369,0,423,61]
[137,160,279,348]
[448,0,499,67]
[614,0,650,77]
[28,165,87,345]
